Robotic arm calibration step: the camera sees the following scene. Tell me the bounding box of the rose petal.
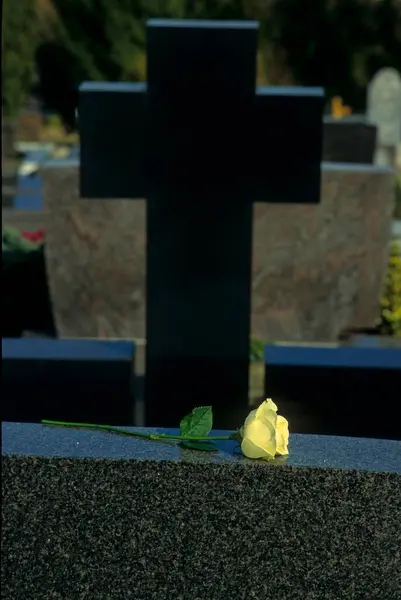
[241,437,274,459]
[244,409,257,426]
[275,415,290,455]
[256,398,278,420]
[241,418,276,459]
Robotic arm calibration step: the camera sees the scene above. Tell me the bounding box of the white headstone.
[396,143,401,170]
[367,67,401,147]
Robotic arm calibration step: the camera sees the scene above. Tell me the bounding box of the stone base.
[2,423,400,600]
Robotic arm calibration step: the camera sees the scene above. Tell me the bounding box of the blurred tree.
[35,0,191,122]
[2,0,40,117]
[35,42,79,130]
[46,0,191,83]
[6,0,399,124]
[259,0,401,110]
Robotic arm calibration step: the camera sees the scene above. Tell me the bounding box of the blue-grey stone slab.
[2,422,400,600]
[264,343,401,439]
[1,339,136,425]
[13,173,43,210]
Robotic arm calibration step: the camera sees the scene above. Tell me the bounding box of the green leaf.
[179,406,213,438]
[180,440,218,452]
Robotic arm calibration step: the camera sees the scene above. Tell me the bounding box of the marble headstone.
[2,423,401,600]
[368,67,401,167]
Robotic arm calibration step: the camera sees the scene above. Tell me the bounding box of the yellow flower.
[241,399,289,460]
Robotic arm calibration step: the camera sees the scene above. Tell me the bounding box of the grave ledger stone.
[79,19,324,429]
[2,423,401,600]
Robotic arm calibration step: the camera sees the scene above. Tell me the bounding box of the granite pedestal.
[2,423,400,600]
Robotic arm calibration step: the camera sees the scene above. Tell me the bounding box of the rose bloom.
[240,398,289,460]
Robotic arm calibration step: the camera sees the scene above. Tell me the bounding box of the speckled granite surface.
[3,423,401,600]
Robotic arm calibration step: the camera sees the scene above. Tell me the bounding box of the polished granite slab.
[2,422,401,473]
[2,422,401,600]
[263,343,401,440]
[2,340,136,425]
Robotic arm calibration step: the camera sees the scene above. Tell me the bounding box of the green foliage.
[45,114,63,127]
[262,0,401,106]
[250,338,264,362]
[377,242,401,337]
[179,406,213,437]
[4,0,401,122]
[2,0,40,116]
[395,174,401,220]
[48,0,189,84]
[2,228,41,256]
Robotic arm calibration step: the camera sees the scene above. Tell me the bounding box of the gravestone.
[79,19,324,429]
[323,115,377,163]
[264,343,401,439]
[2,422,401,600]
[2,338,135,425]
[42,161,395,343]
[368,67,401,167]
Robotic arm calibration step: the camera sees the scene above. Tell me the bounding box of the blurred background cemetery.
[2,0,401,409]
[3,7,401,597]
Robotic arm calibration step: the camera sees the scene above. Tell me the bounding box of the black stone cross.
[79,19,324,429]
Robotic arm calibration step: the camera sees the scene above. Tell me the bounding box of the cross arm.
[79,82,147,199]
[252,86,325,204]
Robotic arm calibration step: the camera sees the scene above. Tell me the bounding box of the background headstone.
[396,143,401,170]
[323,115,376,164]
[368,67,401,167]
[43,162,395,343]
